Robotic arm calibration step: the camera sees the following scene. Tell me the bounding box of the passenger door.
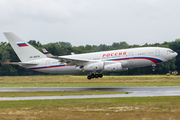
[46,60,50,67]
[128,52,134,67]
[155,49,160,56]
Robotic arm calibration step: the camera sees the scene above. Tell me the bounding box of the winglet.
[42,48,53,57]
[71,52,75,55]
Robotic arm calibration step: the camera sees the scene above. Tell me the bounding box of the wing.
[42,48,91,66]
[71,52,75,55]
[4,62,38,66]
[49,56,90,66]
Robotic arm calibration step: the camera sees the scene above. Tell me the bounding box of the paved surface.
[0,87,180,100]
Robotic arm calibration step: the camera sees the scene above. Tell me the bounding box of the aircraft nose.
[175,52,178,57]
[171,52,178,59]
[168,52,178,61]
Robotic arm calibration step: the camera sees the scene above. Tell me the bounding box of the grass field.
[0,75,180,87]
[0,96,180,120]
[0,75,180,119]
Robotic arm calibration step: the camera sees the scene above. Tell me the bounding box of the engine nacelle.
[83,62,104,71]
[103,61,128,72]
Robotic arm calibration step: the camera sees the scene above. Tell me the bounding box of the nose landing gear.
[87,73,103,80]
[152,64,156,72]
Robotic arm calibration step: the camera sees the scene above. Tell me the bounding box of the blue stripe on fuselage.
[106,57,163,64]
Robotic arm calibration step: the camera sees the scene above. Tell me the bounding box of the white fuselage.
[24,47,177,74]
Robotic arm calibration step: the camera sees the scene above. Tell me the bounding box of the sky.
[0,0,180,46]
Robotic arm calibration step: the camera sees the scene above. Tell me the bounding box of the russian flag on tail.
[17,43,28,47]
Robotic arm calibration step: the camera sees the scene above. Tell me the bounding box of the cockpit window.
[167,50,175,53]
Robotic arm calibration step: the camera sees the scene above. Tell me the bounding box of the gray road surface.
[0,87,180,100]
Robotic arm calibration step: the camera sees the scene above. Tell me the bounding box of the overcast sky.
[1,0,180,46]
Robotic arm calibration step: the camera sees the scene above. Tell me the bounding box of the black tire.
[91,74,95,78]
[87,75,91,80]
[99,74,103,78]
[95,74,99,78]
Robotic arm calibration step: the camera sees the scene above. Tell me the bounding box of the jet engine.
[83,62,104,71]
[103,61,128,72]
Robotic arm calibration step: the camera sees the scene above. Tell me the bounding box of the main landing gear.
[87,73,103,80]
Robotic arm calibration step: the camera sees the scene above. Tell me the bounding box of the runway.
[0,87,180,101]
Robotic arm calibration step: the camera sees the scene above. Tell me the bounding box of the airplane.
[3,32,178,79]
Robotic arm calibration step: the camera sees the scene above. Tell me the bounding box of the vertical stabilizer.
[3,32,46,62]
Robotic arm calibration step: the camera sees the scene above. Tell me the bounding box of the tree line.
[0,39,180,76]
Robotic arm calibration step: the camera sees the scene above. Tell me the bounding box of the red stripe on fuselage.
[132,57,159,64]
[30,64,71,70]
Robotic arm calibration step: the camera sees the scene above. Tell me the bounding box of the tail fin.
[3,32,46,62]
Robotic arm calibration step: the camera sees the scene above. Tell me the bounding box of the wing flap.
[49,56,90,66]
[4,62,38,65]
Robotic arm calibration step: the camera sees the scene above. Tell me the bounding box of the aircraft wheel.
[91,74,95,78]
[95,74,99,78]
[99,74,103,78]
[87,75,91,80]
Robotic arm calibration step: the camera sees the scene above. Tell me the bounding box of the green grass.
[0,75,180,87]
[0,96,180,120]
[0,96,177,108]
[1,82,180,87]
